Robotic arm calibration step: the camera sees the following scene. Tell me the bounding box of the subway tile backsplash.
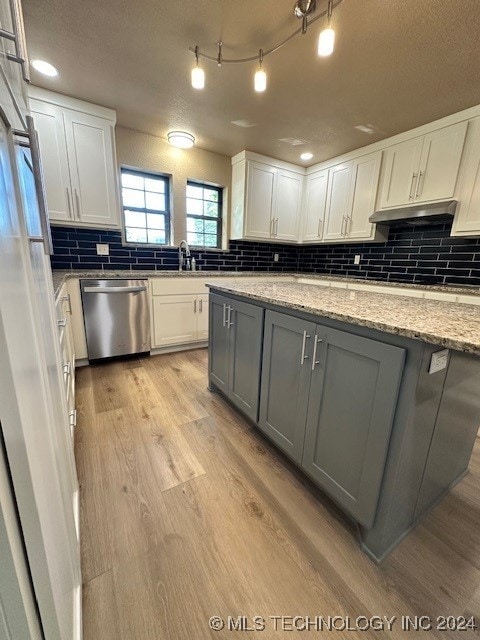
[51,223,480,286]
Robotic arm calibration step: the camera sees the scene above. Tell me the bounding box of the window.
[121,168,170,245]
[186,181,223,248]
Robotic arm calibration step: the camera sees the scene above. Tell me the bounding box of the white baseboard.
[150,342,208,356]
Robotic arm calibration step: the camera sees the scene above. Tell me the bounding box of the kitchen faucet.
[178,239,191,271]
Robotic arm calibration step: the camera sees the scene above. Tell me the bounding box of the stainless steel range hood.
[369,200,457,226]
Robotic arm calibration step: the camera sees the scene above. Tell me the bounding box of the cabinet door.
[273,170,302,241]
[208,294,230,393]
[347,151,382,240]
[259,311,315,463]
[323,161,353,241]
[302,170,328,242]
[63,109,119,227]
[151,295,197,347]
[303,327,405,528]
[452,119,480,235]
[227,299,264,421]
[245,161,275,239]
[379,137,423,208]
[29,99,73,223]
[416,121,467,203]
[196,294,209,340]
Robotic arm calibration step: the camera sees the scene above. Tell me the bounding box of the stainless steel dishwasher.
[81,279,150,360]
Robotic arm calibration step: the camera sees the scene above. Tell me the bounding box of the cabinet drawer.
[150,277,207,296]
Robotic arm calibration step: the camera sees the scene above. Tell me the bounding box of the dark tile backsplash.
[50,223,480,286]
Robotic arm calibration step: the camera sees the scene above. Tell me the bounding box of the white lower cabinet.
[55,285,76,438]
[152,294,208,347]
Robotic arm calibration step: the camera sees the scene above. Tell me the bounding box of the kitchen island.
[207,281,480,561]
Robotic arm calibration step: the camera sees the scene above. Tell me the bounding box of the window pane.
[145,192,166,211]
[205,220,218,235]
[126,227,147,243]
[146,213,165,230]
[204,234,218,247]
[187,184,203,199]
[204,200,219,217]
[187,232,204,246]
[122,188,145,208]
[204,188,219,202]
[144,177,165,193]
[187,217,204,232]
[147,229,166,244]
[121,172,144,189]
[124,210,146,228]
[187,198,203,215]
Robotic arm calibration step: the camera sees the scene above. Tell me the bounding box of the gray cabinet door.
[208,293,230,393]
[302,327,405,528]
[259,311,316,464]
[228,299,264,421]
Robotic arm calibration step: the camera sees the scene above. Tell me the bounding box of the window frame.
[186,180,223,250]
[120,166,172,247]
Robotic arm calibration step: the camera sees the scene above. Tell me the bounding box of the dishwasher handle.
[83,285,147,294]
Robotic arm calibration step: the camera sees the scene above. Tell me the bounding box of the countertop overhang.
[207,281,480,355]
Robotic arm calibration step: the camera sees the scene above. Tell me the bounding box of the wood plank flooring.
[75,349,480,639]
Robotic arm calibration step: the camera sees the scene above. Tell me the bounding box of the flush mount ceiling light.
[31,59,59,77]
[167,131,195,149]
[300,152,314,161]
[189,0,343,93]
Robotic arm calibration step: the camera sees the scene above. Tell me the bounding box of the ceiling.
[22,0,480,165]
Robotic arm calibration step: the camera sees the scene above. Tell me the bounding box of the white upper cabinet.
[273,170,303,241]
[451,118,480,236]
[28,87,120,228]
[379,121,467,209]
[347,151,382,240]
[245,161,275,239]
[323,161,353,241]
[231,151,304,243]
[301,170,328,242]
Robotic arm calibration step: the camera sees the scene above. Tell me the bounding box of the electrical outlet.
[429,349,449,374]
[273,253,280,263]
[96,243,109,256]
[354,255,361,265]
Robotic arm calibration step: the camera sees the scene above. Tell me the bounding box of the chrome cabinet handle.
[311,335,323,371]
[61,294,72,314]
[66,188,73,220]
[300,330,310,365]
[222,303,227,327]
[8,0,30,82]
[63,361,71,376]
[227,305,234,328]
[25,116,53,256]
[416,170,424,198]
[347,215,352,237]
[317,218,323,237]
[270,218,274,236]
[74,189,81,220]
[274,218,279,236]
[199,298,203,313]
[341,215,347,236]
[193,299,197,313]
[57,318,67,328]
[69,410,77,428]
[409,172,418,200]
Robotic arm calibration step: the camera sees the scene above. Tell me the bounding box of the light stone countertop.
[52,268,480,299]
[207,281,480,355]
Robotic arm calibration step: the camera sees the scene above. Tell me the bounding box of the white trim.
[28,86,116,123]
[231,150,306,175]
[150,341,208,356]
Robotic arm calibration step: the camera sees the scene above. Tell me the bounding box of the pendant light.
[191,46,205,89]
[318,0,335,57]
[254,50,267,93]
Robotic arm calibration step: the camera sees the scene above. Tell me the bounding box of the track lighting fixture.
[318,0,335,57]
[254,50,267,93]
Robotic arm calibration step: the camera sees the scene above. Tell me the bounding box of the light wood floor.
[75,349,480,639]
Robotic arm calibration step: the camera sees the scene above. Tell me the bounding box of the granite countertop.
[207,281,480,355]
[52,268,480,299]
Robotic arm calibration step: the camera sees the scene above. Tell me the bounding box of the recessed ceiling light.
[167,131,195,149]
[300,152,313,161]
[355,125,375,134]
[31,59,59,77]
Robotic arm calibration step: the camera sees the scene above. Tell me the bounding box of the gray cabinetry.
[209,293,264,421]
[303,328,405,528]
[259,311,315,463]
